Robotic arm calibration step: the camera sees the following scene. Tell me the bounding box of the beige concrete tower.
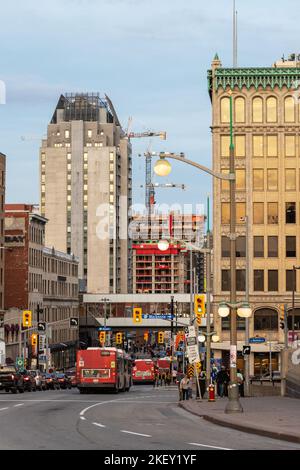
[40,94,132,294]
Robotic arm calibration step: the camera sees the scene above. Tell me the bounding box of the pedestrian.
[216,366,229,398]
[153,368,159,388]
[237,369,245,397]
[198,370,206,399]
[180,375,190,401]
[172,369,177,384]
[166,371,171,386]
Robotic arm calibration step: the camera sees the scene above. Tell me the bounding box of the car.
[56,373,72,389]
[28,370,47,391]
[0,365,25,394]
[250,371,281,383]
[45,372,60,390]
[65,369,77,387]
[21,370,37,392]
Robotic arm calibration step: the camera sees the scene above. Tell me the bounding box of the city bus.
[76,347,132,394]
[132,358,155,384]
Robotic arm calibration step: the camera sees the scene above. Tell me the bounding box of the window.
[236,169,245,190]
[267,136,278,157]
[236,270,246,291]
[253,97,263,122]
[254,270,264,291]
[268,236,278,257]
[221,136,230,157]
[221,236,230,258]
[285,96,295,122]
[222,270,230,291]
[236,236,246,257]
[65,130,70,139]
[88,130,92,138]
[286,270,296,292]
[253,135,264,157]
[267,202,278,224]
[253,202,264,224]
[254,236,264,257]
[235,135,245,157]
[288,308,300,330]
[266,97,277,123]
[267,169,278,191]
[286,236,296,257]
[221,203,230,224]
[285,169,296,191]
[235,97,245,123]
[221,169,230,191]
[254,308,278,330]
[286,202,296,223]
[285,135,296,157]
[253,169,264,191]
[220,97,230,123]
[268,270,278,291]
[236,203,246,223]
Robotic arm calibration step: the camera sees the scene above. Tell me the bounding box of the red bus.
[132,359,155,384]
[156,357,171,374]
[76,347,132,394]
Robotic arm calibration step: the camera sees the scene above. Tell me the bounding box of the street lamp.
[157,239,170,252]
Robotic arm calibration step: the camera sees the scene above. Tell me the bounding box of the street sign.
[16,357,24,369]
[70,317,79,329]
[39,335,46,351]
[142,314,174,320]
[186,344,200,363]
[38,322,46,333]
[188,326,196,338]
[98,327,112,331]
[242,345,251,356]
[187,336,197,346]
[249,337,266,344]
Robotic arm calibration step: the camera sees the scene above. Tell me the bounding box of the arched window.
[254,308,278,330]
[288,308,300,330]
[252,97,263,123]
[235,97,245,123]
[284,96,295,122]
[220,97,230,123]
[266,97,277,123]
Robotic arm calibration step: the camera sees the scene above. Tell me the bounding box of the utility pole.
[244,215,250,396]
[205,197,212,390]
[170,296,174,376]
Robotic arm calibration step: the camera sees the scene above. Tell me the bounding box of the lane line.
[0,407,9,411]
[121,430,152,438]
[92,422,106,428]
[188,442,233,451]
[80,416,86,421]
[14,404,24,407]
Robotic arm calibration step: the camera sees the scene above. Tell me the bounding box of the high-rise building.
[40,93,132,294]
[208,54,300,374]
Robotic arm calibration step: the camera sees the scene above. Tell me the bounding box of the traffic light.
[99,331,106,344]
[197,253,205,293]
[22,310,32,328]
[133,308,142,324]
[116,332,123,345]
[158,331,164,344]
[280,305,285,330]
[144,332,149,342]
[31,333,37,346]
[194,294,205,325]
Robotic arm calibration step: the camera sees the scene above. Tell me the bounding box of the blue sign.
[175,351,183,356]
[142,314,174,320]
[97,327,112,331]
[249,337,266,344]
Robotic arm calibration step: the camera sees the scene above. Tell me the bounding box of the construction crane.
[125,116,167,141]
[139,182,186,208]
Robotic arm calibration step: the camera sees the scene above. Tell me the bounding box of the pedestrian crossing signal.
[99,331,106,344]
[22,310,32,328]
[133,308,142,323]
[116,332,123,345]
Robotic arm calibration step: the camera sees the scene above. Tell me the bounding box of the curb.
[178,402,300,445]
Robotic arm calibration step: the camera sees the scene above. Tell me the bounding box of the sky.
[0,0,299,215]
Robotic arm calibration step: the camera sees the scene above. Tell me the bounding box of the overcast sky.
[0,0,299,214]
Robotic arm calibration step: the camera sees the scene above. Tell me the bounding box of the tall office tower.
[208,53,300,374]
[40,94,132,294]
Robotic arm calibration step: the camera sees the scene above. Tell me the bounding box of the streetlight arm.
[156,153,235,181]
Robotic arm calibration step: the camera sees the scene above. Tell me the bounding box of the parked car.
[45,372,60,390]
[65,369,77,387]
[29,370,47,391]
[57,373,72,390]
[250,371,281,383]
[21,370,37,392]
[0,365,25,394]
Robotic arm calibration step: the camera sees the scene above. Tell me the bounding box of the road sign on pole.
[242,345,251,356]
[69,318,79,329]
[38,322,46,333]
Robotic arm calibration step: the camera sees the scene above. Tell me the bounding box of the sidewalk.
[179,396,300,444]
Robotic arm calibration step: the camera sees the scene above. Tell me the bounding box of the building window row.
[221,134,300,159]
[221,269,298,292]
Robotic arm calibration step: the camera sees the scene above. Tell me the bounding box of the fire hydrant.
[208,383,215,402]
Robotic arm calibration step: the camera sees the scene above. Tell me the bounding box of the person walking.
[198,370,206,399]
[172,369,177,384]
[180,375,190,401]
[216,366,229,398]
[237,369,245,397]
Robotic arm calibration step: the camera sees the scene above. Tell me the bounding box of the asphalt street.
[0,385,299,450]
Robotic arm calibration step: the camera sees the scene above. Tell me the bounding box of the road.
[0,385,299,450]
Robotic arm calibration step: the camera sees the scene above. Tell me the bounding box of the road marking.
[80,416,86,421]
[14,404,24,407]
[92,422,106,428]
[188,442,233,451]
[121,430,152,438]
[79,399,122,417]
[0,407,9,411]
